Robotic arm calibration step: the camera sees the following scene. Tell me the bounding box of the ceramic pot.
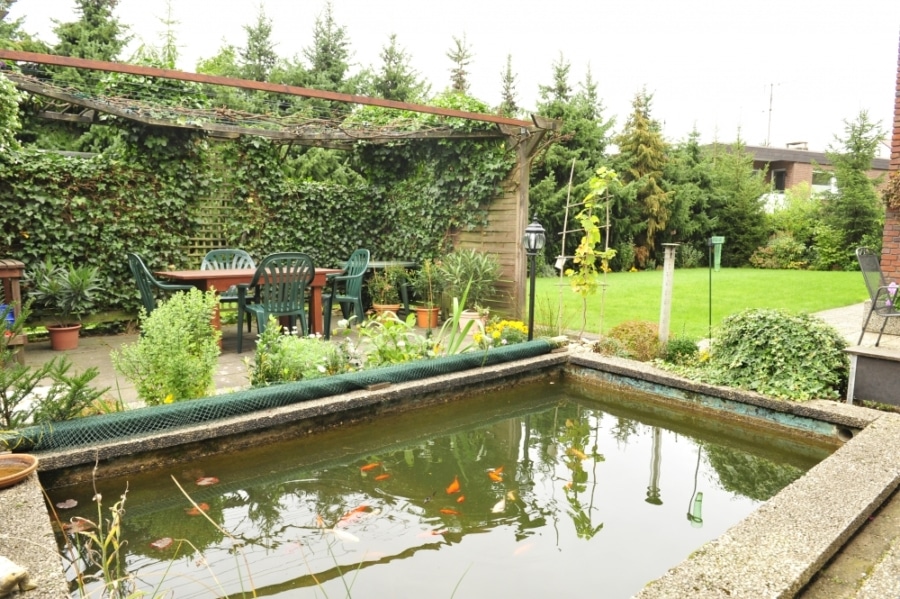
[458,309,487,333]
[0,454,38,489]
[48,324,81,351]
[415,306,440,328]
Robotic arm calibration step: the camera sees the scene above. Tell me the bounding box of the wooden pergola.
[0,50,559,318]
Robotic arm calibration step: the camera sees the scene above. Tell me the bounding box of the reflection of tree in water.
[703,443,805,502]
[558,405,606,540]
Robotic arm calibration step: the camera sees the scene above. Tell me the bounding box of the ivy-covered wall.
[0,76,519,321]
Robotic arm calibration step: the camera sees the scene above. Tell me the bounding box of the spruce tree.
[819,110,885,268]
[370,33,428,102]
[497,54,518,117]
[613,91,670,264]
[446,34,473,94]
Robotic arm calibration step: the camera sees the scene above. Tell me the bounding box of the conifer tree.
[370,33,428,102]
[497,54,518,117]
[446,34,473,94]
[818,110,885,267]
[613,91,670,264]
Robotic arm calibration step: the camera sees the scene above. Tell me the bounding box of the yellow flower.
[163,394,174,404]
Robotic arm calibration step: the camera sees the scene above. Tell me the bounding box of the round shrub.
[707,308,848,401]
[662,335,699,365]
[606,321,662,361]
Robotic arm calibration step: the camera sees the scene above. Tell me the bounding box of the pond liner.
[3,339,553,452]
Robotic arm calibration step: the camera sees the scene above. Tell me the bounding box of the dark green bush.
[707,308,848,401]
[605,321,662,361]
[662,335,699,365]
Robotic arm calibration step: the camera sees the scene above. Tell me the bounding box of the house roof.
[745,144,890,171]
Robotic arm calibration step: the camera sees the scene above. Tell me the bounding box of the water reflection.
[50,381,831,598]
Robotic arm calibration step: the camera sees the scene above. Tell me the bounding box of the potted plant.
[436,249,501,330]
[410,259,442,329]
[368,266,404,316]
[27,258,101,350]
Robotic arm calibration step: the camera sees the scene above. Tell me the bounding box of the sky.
[8,0,900,156]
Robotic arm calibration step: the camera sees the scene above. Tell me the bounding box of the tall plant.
[112,289,221,405]
[565,167,618,336]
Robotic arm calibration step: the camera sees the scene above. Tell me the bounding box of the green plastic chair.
[201,249,256,332]
[235,252,315,353]
[322,249,370,339]
[126,252,193,316]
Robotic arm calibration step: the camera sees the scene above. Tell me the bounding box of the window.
[773,169,786,191]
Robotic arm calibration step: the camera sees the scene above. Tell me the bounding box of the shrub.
[707,308,848,401]
[358,311,431,367]
[592,336,629,358]
[248,317,360,385]
[662,335,699,365]
[112,289,221,405]
[606,321,662,361]
[749,233,809,270]
[677,244,704,269]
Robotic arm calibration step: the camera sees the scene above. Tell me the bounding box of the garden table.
[156,267,341,337]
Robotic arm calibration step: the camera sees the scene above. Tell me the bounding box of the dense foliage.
[705,309,848,401]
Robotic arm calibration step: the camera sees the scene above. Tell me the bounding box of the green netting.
[6,340,552,452]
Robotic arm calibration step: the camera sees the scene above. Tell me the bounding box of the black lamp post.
[523,216,545,341]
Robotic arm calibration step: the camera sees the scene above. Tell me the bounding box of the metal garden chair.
[126,252,194,316]
[856,246,900,346]
[322,248,370,340]
[235,252,315,353]
[201,249,256,332]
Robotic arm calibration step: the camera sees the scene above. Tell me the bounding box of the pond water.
[47,379,833,598]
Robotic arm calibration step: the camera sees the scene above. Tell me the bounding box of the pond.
[47,379,833,598]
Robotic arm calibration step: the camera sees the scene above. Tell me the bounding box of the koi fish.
[567,447,588,460]
[185,502,210,516]
[491,498,506,513]
[360,462,381,472]
[456,495,465,503]
[64,517,94,533]
[488,466,504,482]
[195,476,220,486]
[150,537,173,550]
[315,515,325,529]
[446,475,461,494]
[338,504,369,524]
[440,508,460,515]
[374,473,391,481]
[329,528,360,543]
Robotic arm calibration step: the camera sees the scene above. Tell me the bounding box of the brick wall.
[881,32,900,280]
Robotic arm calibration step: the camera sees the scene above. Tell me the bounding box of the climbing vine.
[566,166,619,334]
[0,73,516,322]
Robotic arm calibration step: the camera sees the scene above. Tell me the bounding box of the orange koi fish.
[456,495,466,503]
[195,476,220,486]
[488,466,504,482]
[440,508,460,516]
[446,475,461,494]
[338,504,369,524]
[184,502,210,516]
[315,515,325,529]
[360,462,381,472]
[374,473,391,481]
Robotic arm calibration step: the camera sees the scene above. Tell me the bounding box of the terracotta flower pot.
[48,324,81,351]
[372,304,401,317]
[415,306,440,328]
[0,454,39,489]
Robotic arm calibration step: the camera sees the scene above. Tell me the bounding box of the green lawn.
[531,268,868,339]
